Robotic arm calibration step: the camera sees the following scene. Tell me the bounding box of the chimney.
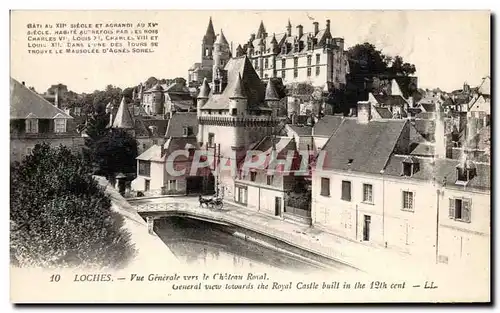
[313,22,319,36]
[296,25,303,38]
[356,101,372,124]
[326,19,331,33]
[54,88,60,108]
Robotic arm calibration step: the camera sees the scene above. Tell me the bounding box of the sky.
[10,10,490,94]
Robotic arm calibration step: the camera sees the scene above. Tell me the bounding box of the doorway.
[363,215,371,241]
[275,197,282,216]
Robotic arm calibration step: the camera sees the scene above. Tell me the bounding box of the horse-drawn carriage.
[198,195,223,209]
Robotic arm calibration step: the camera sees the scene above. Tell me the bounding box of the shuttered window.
[341,180,351,201]
[449,198,471,223]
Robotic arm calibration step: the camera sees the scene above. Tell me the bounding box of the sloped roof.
[478,76,490,96]
[197,78,211,99]
[10,78,72,119]
[203,17,216,45]
[164,112,198,138]
[137,145,162,161]
[287,125,313,136]
[141,118,169,137]
[374,107,393,119]
[373,94,408,107]
[164,82,191,94]
[202,56,266,110]
[265,79,280,101]
[312,115,344,137]
[230,73,247,99]
[384,155,490,191]
[112,98,135,129]
[321,119,407,174]
[256,21,266,38]
[215,30,229,46]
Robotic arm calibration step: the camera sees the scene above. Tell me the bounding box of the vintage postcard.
[9,10,491,303]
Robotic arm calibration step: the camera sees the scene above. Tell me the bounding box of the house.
[234,135,312,224]
[10,78,84,162]
[132,111,214,196]
[140,79,196,117]
[311,100,490,269]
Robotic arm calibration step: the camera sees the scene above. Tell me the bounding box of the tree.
[94,129,138,178]
[83,112,110,169]
[341,42,418,112]
[10,143,136,269]
[145,76,158,89]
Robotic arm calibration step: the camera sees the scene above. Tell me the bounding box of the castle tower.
[257,21,267,39]
[286,19,292,36]
[235,44,245,57]
[213,29,231,93]
[229,73,247,117]
[265,79,281,118]
[197,78,211,144]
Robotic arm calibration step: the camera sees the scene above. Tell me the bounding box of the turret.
[270,33,279,53]
[229,73,247,116]
[286,19,292,37]
[197,78,210,116]
[313,21,319,36]
[265,79,281,117]
[257,21,267,39]
[112,97,135,133]
[296,25,303,38]
[235,44,245,57]
[246,40,254,55]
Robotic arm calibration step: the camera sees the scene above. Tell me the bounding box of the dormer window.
[402,157,419,177]
[456,162,476,183]
[25,118,38,134]
[183,126,193,137]
[54,118,67,133]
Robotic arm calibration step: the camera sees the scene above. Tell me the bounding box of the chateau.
[236,20,350,91]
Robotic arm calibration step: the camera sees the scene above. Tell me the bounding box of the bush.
[10,143,136,269]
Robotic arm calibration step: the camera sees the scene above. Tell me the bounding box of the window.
[254,60,259,69]
[341,180,351,201]
[307,55,312,66]
[403,163,412,176]
[307,68,311,77]
[320,177,330,196]
[402,191,414,212]
[307,42,312,50]
[231,108,237,116]
[294,57,298,68]
[457,167,476,182]
[281,70,286,78]
[145,179,150,191]
[265,58,269,69]
[266,175,274,185]
[25,118,38,133]
[316,66,320,76]
[138,160,151,177]
[168,180,177,191]
[183,126,193,136]
[143,143,147,150]
[281,46,286,54]
[54,118,66,133]
[281,59,286,69]
[316,54,320,64]
[250,172,256,182]
[208,133,215,146]
[363,184,373,203]
[294,69,298,78]
[449,198,471,223]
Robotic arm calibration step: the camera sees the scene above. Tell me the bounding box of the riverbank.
[132,196,489,286]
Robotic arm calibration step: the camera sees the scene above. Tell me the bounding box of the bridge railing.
[134,202,356,270]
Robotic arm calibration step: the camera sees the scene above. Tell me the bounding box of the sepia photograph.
[9,9,491,303]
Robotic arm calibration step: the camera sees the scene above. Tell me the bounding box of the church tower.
[201,17,216,69]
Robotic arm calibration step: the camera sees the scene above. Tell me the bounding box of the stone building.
[188,17,231,87]
[311,100,490,270]
[196,54,287,199]
[140,79,195,117]
[10,78,84,162]
[236,19,349,92]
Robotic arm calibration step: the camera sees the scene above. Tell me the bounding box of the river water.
[154,216,330,274]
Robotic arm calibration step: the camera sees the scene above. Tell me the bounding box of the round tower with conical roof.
[229,73,247,117]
